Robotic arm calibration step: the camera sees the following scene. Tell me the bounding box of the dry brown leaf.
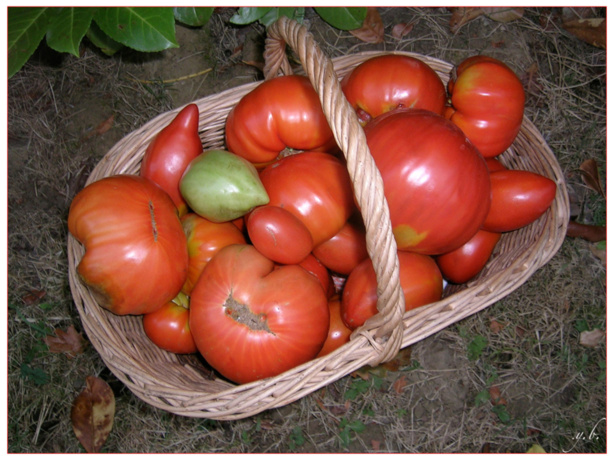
[392,22,414,40]
[489,385,507,405]
[22,289,46,305]
[350,7,384,43]
[489,318,506,334]
[371,439,382,451]
[563,17,606,49]
[579,329,605,348]
[392,375,408,394]
[566,221,606,242]
[579,158,605,197]
[482,7,524,23]
[71,376,115,453]
[589,243,606,267]
[44,325,86,358]
[95,114,114,135]
[450,7,523,33]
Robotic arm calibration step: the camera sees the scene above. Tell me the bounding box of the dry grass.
[7,7,606,453]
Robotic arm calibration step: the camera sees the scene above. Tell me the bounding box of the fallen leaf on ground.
[392,22,414,40]
[489,318,506,334]
[71,376,115,453]
[392,375,408,394]
[566,221,606,242]
[563,17,606,49]
[579,328,605,348]
[449,7,523,33]
[44,325,86,358]
[489,385,507,406]
[22,289,46,305]
[526,444,547,453]
[589,242,606,267]
[350,8,384,43]
[579,158,605,197]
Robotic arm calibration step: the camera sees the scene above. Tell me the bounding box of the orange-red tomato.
[189,244,330,384]
[142,293,196,354]
[68,175,188,315]
[341,251,443,330]
[297,254,335,299]
[140,104,203,216]
[341,54,447,124]
[436,230,502,284]
[445,55,525,158]
[317,297,353,358]
[482,170,557,232]
[181,213,246,295]
[225,75,337,166]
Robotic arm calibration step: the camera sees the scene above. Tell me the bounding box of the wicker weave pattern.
[67,18,569,420]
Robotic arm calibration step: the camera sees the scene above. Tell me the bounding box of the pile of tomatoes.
[68,54,557,385]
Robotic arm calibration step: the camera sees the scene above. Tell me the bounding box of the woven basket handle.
[263,17,405,365]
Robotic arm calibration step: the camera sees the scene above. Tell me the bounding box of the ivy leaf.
[229,7,273,25]
[467,335,488,361]
[46,7,96,56]
[8,7,52,78]
[85,20,123,56]
[173,7,214,27]
[20,363,50,385]
[314,7,367,31]
[260,7,305,27]
[93,7,178,52]
[71,376,115,453]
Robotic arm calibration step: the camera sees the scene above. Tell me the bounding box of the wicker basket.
[67,17,569,420]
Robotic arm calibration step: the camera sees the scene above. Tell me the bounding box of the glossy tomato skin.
[341,54,446,124]
[297,254,335,299]
[246,205,314,265]
[143,293,197,354]
[317,297,353,357]
[364,108,491,255]
[485,157,508,172]
[341,250,443,330]
[259,152,356,247]
[446,55,525,158]
[436,230,501,284]
[189,244,330,384]
[225,75,337,165]
[312,213,369,275]
[181,213,247,295]
[140,104,202,216]
[68,175,188,315]
[482,170,557,232]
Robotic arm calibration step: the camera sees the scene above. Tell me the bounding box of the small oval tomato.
[485,157,508,172]
[140,104,203,216]
[317,297,353,358]
[364,108,491,255]
[341,251,443,330]
[445,55,525,158]
[341,54,446,124]
[482,170,557,232]
[143,292,197,354]
[181,213,247,295]
[68,175,188,315]
[246,205,314,265]
[225,75,337,165]
[189,244,330,384]
[259,152,356,247]
[312,213,369,275]
[435,230,502,284]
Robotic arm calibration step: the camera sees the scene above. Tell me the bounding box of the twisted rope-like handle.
[263,17,405,364]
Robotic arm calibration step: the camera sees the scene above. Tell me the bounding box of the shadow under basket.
[67,17,569,420]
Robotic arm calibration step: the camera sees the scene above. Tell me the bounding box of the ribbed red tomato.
[445,55,525,158]
[341,54,447,124]
[189,244,330,384]
[140,104,203,216]
[181,212,246,295]
[341,250,443,330]
[364,108,491,255]
[482,170,557,232]
[436,230,502,284]
[68,175,188,315]
[225,75,337,166]
[142,292,196,354]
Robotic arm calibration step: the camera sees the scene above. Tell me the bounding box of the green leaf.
[46,7,96,56]
[229,7,273,25]
[93,7,178,52]
[491,404,512,424]
[8,7,52,78]
[467,335,488,361]
[21,363,50,385]
[259,7,305,27]
[85,20,123,56]
[314,7,367,30]
[173,7,213,27]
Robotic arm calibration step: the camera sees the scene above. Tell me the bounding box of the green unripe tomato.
[180,149,269,222]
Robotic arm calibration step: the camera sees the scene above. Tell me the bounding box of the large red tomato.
[482,169,557,232]
[445,55,525,158]
[341,250,443,330]
[68,175,188,315]
[140,104,203,216]
[363,108,491,255]
[189,244,330,384]
[435,229,501,284]
[225,75,337,166]
[142,292,197,354]
[181,213,247,295]
[341,54,447,124]
[259,152,356,247]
